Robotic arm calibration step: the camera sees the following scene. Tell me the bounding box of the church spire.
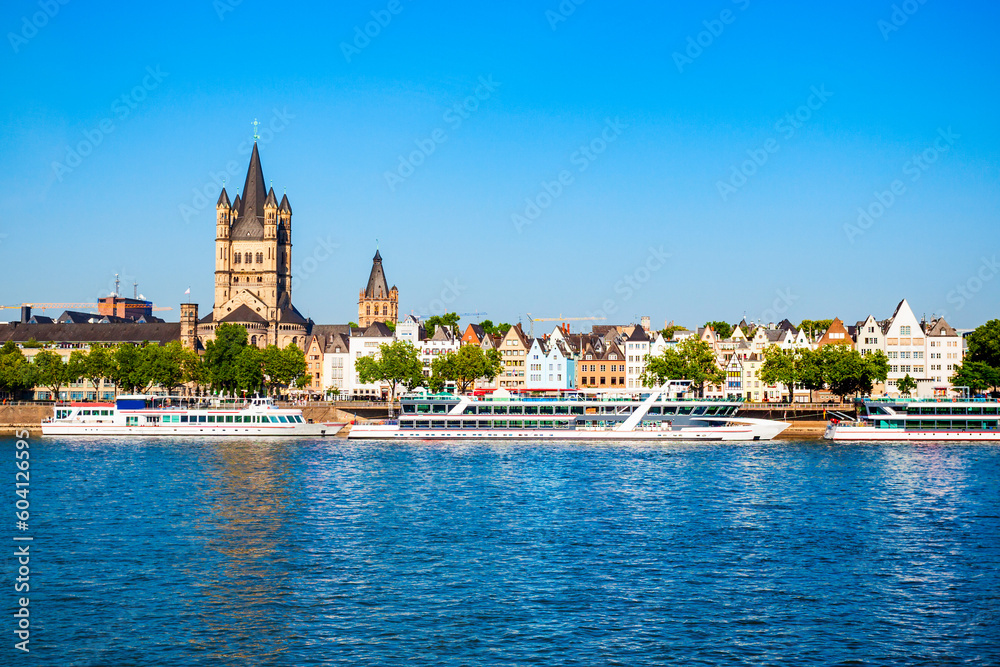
[231,142,266,239]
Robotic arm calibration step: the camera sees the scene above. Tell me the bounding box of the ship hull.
[41,422,346,437]
[350,419,789,442]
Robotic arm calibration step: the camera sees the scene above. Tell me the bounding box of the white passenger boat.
[348,383,789,441]
[825,397,1000,441]
[41,395,346,437]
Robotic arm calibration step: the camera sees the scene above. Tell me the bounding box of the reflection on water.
[12,437,1000,665]
[187,440,298,665]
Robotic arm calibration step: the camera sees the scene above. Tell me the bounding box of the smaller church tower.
[358,249,399,328]
[180,303,199,351]
[215,188,232,307]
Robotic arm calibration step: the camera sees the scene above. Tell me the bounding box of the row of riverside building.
[295,296,963,402]
[0,142,968,401]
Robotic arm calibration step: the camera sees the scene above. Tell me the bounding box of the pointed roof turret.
[216,187,231,209]
[279,193,292,214]
[264,186,278,209]
[232,193,241,211]
[231,142,267,239]
[364,249,390,299]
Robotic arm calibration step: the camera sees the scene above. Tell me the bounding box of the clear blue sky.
[1,0,997,330]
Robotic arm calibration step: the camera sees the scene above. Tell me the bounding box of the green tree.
[66,350,88,388]
[181,348,207,391]
[0,342,33,397]
[798,319,834,340]
[109,344,144,394]
[820,346,889,400]
[356,340,423,413]
[967,320,1000,369]
[760,345,800,403]
[262,344,307,395]
[704,321,734,340]
[431,345,503,394]
[897,373,917,397]
[659,324,687,340]
[424,313,460,338]
[348,321,359,329]
[797,348,828,402]
[203,323,250,392]
[480,320,511,337]
[32,350,69,400]
[233,346,264,394]
[83,346,112,397]
[640,338,724,397]
[141,342,186,393]
[951,361,999,395]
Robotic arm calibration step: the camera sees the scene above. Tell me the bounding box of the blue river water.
[2,436,1000,666]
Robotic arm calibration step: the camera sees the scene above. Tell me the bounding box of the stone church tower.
[199,141,308,348]
[358,250,398,328]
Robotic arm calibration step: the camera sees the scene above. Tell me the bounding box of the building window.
[383,305,388,316]
[256,252,263,264]
[366,306,371,315]
[234,253,241,264]
[900,326,911,335]
[244,252,252,264]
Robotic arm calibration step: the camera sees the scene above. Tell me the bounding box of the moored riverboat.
[41,395,345,437]
[825,397,1000,441]
[349,382,789,441]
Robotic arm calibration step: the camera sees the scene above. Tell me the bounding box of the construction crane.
[525,313,606,337]
[1,303,173,312]
[457,311,487,321]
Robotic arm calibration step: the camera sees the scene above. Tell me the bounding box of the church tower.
[202,139,307,348]
[358,249,398,328]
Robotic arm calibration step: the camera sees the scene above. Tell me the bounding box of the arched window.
[250,336,256,346]
[234,253,241,264]
[366,306,371,316]
[382,305,387,316]
[256,252,263,263]
[244,252,252,264]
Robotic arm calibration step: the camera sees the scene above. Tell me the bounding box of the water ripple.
[4,437,999,665]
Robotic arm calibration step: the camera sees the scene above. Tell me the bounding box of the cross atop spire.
[252,118,260,141]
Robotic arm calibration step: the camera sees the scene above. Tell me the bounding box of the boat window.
[648,407,661,415]
[494,420,507,428]
[539,406,554,415]
[705,406,719,416]
[432,404,448,414]
[524,420,538,428]
[462,420,477,429]
[983,407,998,415]
[181,415,188,423]
[431,420,445,428]
[936,407,951,415]
[278,416,289,423]
[509,406,523,415]
[416,404,430,414]
[464,406,478,415]
[400,420,413,429]
[416,420,429,428]
[570,406,584,415]
[555,420,569,428]
[226,416,234,423]
[493,406,508,415]
[524,406,539,415]
[968,421,982,430]
[402,404,416,414]
[968,407,983,415]
[207,416,216,423]
[555,405,569,414]
[508,420,523,428]
[678,407,693,415]
[447,420,461,429]
[539,421,553,429]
